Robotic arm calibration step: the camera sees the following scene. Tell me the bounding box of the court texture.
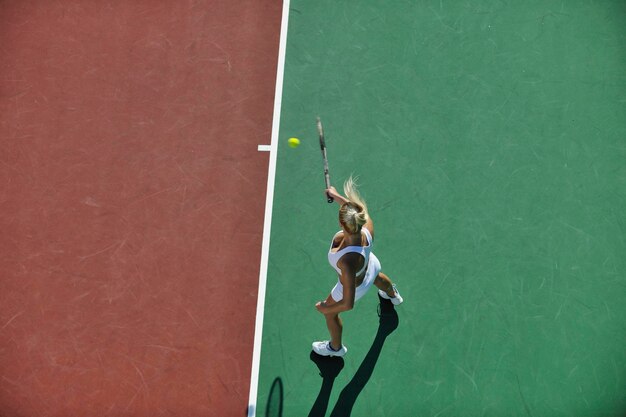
[1,1,624,417]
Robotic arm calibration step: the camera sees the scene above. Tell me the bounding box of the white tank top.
[327,228,373,276]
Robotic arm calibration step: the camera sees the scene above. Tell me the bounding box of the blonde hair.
[339,175,369,234]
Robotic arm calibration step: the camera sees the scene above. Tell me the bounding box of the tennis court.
[1,1,624,417]
[252,1,625,416]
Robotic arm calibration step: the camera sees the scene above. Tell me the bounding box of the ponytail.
[339,175,369,234]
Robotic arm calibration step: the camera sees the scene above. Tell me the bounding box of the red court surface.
[1,2,281,415]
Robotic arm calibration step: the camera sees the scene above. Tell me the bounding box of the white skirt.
[330,253,381,302]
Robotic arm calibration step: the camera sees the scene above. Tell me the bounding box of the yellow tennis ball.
[288,137,300,148]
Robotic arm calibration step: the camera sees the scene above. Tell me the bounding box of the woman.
[313,176,403,357]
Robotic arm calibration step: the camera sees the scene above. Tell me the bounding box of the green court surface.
[256,2,625,416]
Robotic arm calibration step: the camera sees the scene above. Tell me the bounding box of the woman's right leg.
[375,271,403,305]
[374,272,396,297]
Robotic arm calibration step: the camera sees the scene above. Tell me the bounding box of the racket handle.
[327,195,334,203]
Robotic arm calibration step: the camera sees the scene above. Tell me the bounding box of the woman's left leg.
[322,294,343,350]
[312,293,347,356]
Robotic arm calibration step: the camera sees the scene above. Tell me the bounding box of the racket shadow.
[264,377,284,417]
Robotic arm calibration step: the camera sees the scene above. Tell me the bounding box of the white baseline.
[247,1,291,416]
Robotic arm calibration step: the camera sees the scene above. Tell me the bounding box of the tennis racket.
[317,117,333,203]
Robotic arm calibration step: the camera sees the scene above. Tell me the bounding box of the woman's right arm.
[325,186,350,205]
[325,186,375,236]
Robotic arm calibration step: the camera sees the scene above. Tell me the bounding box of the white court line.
[257,144,271,152]
[247,1,290,416]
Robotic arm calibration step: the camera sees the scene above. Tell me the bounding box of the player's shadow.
[308,351,345,417]
[308,295,400,417]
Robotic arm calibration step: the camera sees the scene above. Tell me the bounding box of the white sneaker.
[378,284,403,305]
[312,341,347,357]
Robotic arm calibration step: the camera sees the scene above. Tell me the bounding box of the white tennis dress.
[327,227,381,302]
